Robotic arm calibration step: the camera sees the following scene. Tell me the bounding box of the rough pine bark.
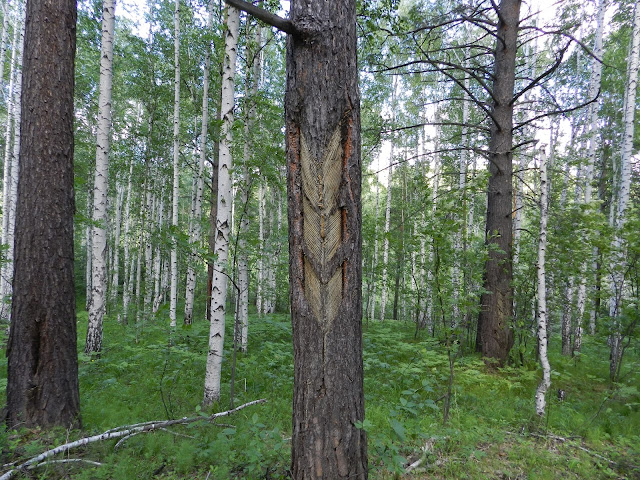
[476,0,521,366]
[6,0,80,428]
[86,0,116,354]
[286,0,367,476]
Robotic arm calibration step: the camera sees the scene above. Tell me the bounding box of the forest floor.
[0,307,639,479]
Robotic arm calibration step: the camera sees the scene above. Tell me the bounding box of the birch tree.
[609,0,640,381]
[203,3,240,406]
[86,0,116,354]
[237,16,261,351]
[535,147,551,417]
[0,2,22,320]
[184,0,213,325]
[169,0,180,328]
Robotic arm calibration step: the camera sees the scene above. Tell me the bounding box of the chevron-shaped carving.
[300,127,343,328]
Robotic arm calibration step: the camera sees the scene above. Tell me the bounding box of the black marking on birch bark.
[301,126,343,330]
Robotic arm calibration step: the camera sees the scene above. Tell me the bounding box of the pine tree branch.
[0,399,266,480]
[223,0,299,36]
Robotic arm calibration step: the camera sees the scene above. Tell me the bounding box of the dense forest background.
[0,0,639,478]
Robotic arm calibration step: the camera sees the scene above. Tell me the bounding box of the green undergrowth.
[0,311,638,479]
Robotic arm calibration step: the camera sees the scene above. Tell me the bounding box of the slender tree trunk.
[286,0,367,475]
[0,0,11,88]
[153,193,165,313]
[236,13,261,350]
[86,0,116,354]
[1,3,23,324]
[476,0,521,366]
[203,4,240,406]
[535,148,551,416]
[379,82,396,322]
[184,0,213,325]
[0,4,21,320]
[574,0,606,348]
[609,1,640,381]
[6,0,80,428]
[368,182,380,324]
[109,181,124,310]
[256,182,265,315]
[169,0,180,328]
[120,156,134,324]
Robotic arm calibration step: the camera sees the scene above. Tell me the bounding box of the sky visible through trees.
[0,0,639,477]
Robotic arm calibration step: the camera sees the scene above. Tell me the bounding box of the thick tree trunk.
[6,0,80,428]
[86,0,116,354]
[203,4,240,406]
[476,0,521,366]
[286,0,367,476]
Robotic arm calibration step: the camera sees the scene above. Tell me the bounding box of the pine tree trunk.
[286,0,367,475]
[203,4,240,406]
[86,0,116,354]
[6,0,80,428]
[476,0,521,366]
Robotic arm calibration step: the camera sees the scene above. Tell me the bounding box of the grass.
[0,306,638,479]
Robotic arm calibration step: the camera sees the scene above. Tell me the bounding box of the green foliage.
[0,309,638,478]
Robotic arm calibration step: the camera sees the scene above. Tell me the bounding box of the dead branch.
[0,399,266,480]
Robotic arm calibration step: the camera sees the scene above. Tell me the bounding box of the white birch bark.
[452,63,470,329]
[203,4,240,406]
[535,148,551,417]
[120,156,134,324]
[86,0,116,353]
[0,3,20,317]
[256,183,265,315]
[426,115,441,331]
[368,182,380,324]
[169,0,180,328]
[184,0,213,325]
[576,0,606,342]
[3,7,23,325]
[379,151,392,322]
[143,186,154,315]
[0,0,11,91]
[109,181,124,309]
[237,18,262,351]
[609,1,640,379]
[153,194,165,313]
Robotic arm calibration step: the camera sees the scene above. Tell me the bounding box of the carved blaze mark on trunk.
[301,126,343,329]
